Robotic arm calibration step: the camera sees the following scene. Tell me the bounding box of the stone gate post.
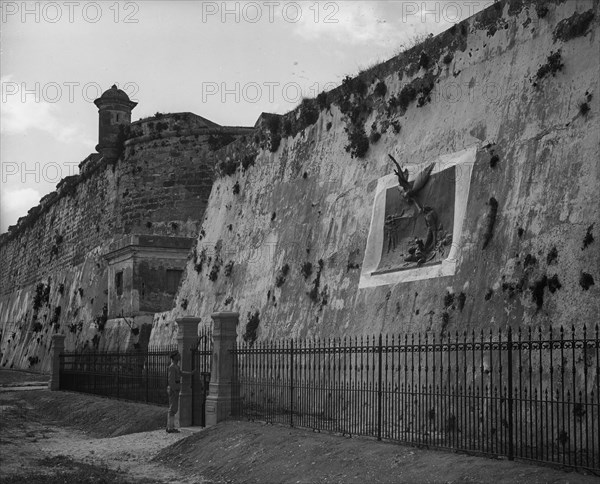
[48,333,66,391]
[176,316,200,427]
[205,312,239,427]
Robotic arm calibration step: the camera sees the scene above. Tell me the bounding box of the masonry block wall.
[2,0,599,372]
[150,0,599,347]
[0,112,251,371]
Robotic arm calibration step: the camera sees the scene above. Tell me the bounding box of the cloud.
[1,75,91,145]
[0,186,41,233]
[291,1,491,55]
[291,2,422,50]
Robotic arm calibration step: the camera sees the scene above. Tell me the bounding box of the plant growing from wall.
[94,304,108,332]
[218,158,239,176]
[374,81,387,97]
[553,9,595,42]
[232,182,240,195]
[297,98,319,128]
[208,242,223,281]
[308,259,325,303]
[580,272,595,290]
[50,306,61,329]
[344,125,369,158]
[301,262,313,279]
[316,91,329,110]
[275,263,290,287]
[33,283,45,313]
[209,258,222,282]
[241,152,257,171]
[419,51,431,69]
[193,247,207,273]
[582,224,594,249]
[92,334,101,349]
[534,50,564,84]
[243,311,260,346]
[482,197,498,249]
[266,115,282,153]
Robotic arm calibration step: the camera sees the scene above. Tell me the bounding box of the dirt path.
[1,380,598,483]
[0,388,201,483]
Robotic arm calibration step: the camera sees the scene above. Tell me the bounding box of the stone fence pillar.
[48,334,66,391]
[176,317,200,427]
[205,312,239,427]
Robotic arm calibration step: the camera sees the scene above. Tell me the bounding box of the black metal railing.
[231,325,599,471]
[59,344,178,406]
[191,326,213,426]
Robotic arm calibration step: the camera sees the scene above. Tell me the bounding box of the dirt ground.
[1,371,598,483]
[0,369,49,385]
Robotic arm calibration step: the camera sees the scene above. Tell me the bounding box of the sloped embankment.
[1,389,165,438]
[154,420,600,483]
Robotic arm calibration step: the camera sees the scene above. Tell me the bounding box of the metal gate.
[191,327,212,426]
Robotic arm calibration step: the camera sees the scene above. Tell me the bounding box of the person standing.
[166,350,195,433]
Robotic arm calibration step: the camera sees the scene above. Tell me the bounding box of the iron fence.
[191,326,213,426]
[231,325,600,471]
[59,344,178,406]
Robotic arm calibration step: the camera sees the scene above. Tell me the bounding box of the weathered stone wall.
[0,113,250,371]
[2,0,598,372]
[150,0,599,345]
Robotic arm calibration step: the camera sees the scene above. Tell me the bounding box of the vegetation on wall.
[243,311,260,346]
[482,197,499,249]
[553,9,595,42]
[208,133,236,151]
[534,50,564,84]
[275,263,290,287]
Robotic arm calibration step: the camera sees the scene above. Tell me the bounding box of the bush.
[241,153,256,171]
[301,262,313,279]
[219,158,239,176]
[269,133,281,153]
[536,50,563,80]
[316,91,329,110]
[243,311,260,346]
[298,99,319,127]
[398,85,417,110]
[345,126,369,158]
[275,263,290,287]
[374,81,387,97]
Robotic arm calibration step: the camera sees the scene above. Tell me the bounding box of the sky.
[0,0,492,233]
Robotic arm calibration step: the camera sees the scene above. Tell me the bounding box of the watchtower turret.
[94,85,137,160]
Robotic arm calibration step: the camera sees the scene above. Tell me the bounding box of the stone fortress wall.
[0,101,252,371]
[151,0,599,345]
[1,0,598,371]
